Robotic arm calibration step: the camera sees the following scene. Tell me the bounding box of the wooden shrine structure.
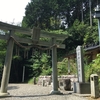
[0,21,67,96]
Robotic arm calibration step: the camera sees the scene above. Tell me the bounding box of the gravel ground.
[0,84,90,100]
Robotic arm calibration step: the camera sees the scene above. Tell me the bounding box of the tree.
[83,19,98,45]
[26,51,51,78]
[64,19,88,51]
[22,0,53,29]
[22,0,86,29]
[23,0,100,29]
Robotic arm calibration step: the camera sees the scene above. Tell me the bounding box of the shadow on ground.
[11,93,71,98]
[8,86,19,90]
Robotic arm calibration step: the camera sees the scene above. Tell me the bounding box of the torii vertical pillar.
[0,32,14,97]
[50,37,62,95]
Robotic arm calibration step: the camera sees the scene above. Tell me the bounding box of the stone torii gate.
[0,21,67,97]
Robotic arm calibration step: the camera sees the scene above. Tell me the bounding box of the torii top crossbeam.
[0,21,67,49]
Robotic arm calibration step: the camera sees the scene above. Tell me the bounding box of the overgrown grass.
[27,78,34,84]
[27,77,39,84]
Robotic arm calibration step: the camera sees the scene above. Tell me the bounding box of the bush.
[58,58,77,75]
[84,54,100,89]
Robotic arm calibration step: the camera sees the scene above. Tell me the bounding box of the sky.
[0,0,30,25]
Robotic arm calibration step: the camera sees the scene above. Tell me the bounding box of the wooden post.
[50,38,62,95]
[98,18,100,45]
[68,58,70,74]
[22,66,25,83]
[0,31,14,96]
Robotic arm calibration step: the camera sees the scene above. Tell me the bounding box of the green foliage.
[0,40,6,60]
[84,64,91,82]
[64,19,87,51]
[85,54,100,82]
[28,51,52,78]
[22,0,99,53]
[48,29,68,35]
[27,78,34,84]
[22,0,54,29]
[23,0,100,29]
[90,54,100,76]
[83,19,98,44]
[41,67,52,75]
[27,76,39,84]
[58,58,68,75]
[58,58,77,75]
[12,55,22,60]
[22,0,84,29]
[64,19,98,52]
[0,40,6,81]
[68,59,77,74]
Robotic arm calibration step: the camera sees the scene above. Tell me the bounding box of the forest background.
[0,0,100,83]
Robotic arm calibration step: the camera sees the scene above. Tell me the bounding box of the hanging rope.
[8,36,32,49]
[8,36,57,50]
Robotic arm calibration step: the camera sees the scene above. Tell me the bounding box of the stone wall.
[37,76,52,86]
[37,75,78,89]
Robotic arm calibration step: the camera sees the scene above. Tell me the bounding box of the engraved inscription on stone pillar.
[76,46,85,83]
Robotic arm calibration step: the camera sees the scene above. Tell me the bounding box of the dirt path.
[0,84,92,100]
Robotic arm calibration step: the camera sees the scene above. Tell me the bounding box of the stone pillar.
[76,46,85,82]
[75,46,90,94]
[0,31,14,97]
[50,38,62,95]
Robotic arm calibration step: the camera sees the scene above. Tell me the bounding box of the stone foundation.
[75,82,90,94]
